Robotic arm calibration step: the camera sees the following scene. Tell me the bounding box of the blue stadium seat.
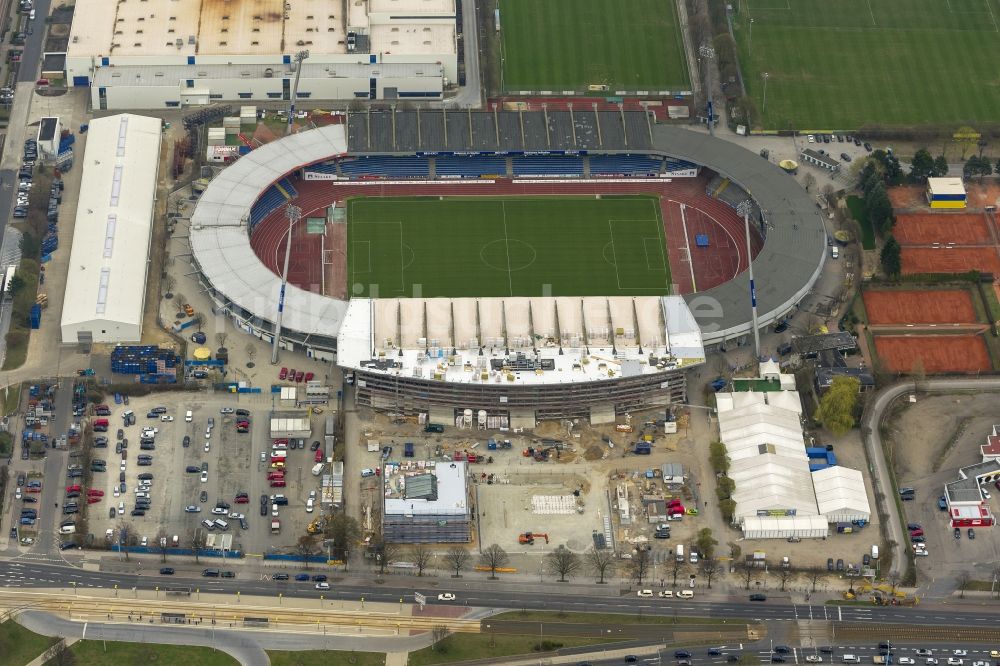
[589,154,664,176]
[339,156,429,178]
[303,162,339,175]
[249,185,286,230]
[511,156,583,176]
[277,177,298,199]
[435,156,507,178]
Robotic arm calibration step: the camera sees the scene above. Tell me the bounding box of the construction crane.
[518,532,549,545]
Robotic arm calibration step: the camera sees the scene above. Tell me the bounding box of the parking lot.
[82,392,331,559]
[888,392,1000,591]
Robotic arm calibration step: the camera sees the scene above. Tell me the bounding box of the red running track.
[248,175,762,297]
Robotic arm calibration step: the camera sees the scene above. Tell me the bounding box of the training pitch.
[498,0,689,92]
[346,196,671,298]
[735,0,1000,128]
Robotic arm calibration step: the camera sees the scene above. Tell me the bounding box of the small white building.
[36,117,61,158]
[60,114,161,344]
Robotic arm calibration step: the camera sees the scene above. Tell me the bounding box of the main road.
[1,559,999,629]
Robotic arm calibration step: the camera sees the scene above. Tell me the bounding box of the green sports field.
[498,0,689,92]
[346,196,671,298]
[736,0,1000,129]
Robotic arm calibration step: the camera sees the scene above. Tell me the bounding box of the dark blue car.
[295,573,310,581]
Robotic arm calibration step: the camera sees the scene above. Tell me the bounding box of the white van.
[213,519,230,531]
[842,656,861,663]
[831,246,839,259]
[689,550,699,564]
[59,525,76,535]
[185,410,193,422]
[871,545,879,560]
[202,519,215,530]
[306,498,315,513]
[311,462,325,476]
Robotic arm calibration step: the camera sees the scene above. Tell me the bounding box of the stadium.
[189,109,826,421]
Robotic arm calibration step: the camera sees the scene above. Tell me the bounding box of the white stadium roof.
[337,296,705,386]
[61,114,161,343]
[189,125,350,338]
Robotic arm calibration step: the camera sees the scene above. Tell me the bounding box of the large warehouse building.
[63,0,457,108]
[60,113,162,344]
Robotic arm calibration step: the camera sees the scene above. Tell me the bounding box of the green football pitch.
[346,196,671,299]
[736,0,1000,129]
[498,0,689,92]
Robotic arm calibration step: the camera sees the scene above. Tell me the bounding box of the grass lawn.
[0,620,58,665]
[491,610,746,626]
[3,382,21,416]
[846,195,876,250]
[498,0,689,92]
[734,0,1000,129]
[347,195,670,298]
[407,633,619,666]
[60,641,239,666]
[267,650,385,666]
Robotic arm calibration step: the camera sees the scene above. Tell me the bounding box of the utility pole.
[271,204,302,364]
[761,72,770,115]
[286,50,309,135]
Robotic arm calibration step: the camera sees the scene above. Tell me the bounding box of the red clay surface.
[893,213,993,246]
[874,335,991,373]
[249,174,761,296]
[901,247,1000,275]
[864,289,977,325]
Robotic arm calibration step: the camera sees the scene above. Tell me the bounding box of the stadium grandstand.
[189,110,825,420]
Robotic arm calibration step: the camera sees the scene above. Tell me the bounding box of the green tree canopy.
[909,148,935,182]
[880,234,901,278]
[815,376,861,436]
[695,528,718,560]
[932,155,949,178]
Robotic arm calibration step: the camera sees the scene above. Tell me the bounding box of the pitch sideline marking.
[608,218,668,291]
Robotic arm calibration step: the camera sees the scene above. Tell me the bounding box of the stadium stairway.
[429,157,436,178]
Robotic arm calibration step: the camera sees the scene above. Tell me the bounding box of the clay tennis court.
[893,213,992,245]
[863,289,977,325]
[901,247,1000,275]
[874,335,991,373]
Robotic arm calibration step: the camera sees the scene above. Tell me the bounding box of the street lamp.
[761,72,770,115]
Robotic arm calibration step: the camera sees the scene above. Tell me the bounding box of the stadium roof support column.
[518,107,526,148]
[416,107,422,148]
[631,298,644,354]
[467,108,473,146]
[643,107,654,144]
[392,105,397,149]
[593,103,603,147]
[554,300,564,354]
[569,104,578,147]
[396,300,403,357]
[542,103,550,147]
[493,105,500,145]
[619,103,628,147]
[442,109,448,147]
[366,107,372,149]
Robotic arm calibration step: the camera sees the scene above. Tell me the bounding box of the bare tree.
[162,274,176,297]
[174,293,187,309]
[324,513,361,565]
[803,172,816,193]
[545,546,581,582]
[479,543,510,580]
[189,528,206,563]
[957,571,971,599]
[155,527,170,563]
[728,541,742,562]
[192,313,206,331]
[407,544,433,577]
[295,534,319,569]
[628,548,652,585]
[430,625,450,653]
[807,568,823,593]
[586,546,616,584]
[444,546,471,578]
[115,520,134,561]
[670,556,687,586]
[245,342,257,365]
[775,565,793,591]
[701,559,721,589]
[887,570,900,595]
[738,558,755,590]
[374,539,400,575]
[215,332,228,349]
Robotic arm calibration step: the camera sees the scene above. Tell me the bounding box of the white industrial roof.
[718,390,818,520]
[60,114,161,339]
[337,296,705,386]
[92,62,444,88]
[812,466,872,518]
[189,124,350,337]
[370,24,455,55]
[740,515,829,537]
[927,177,965,196]
[384,460,468,517]
[370,0,456,13]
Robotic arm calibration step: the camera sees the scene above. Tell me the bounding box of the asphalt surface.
[3,559,1000,630]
